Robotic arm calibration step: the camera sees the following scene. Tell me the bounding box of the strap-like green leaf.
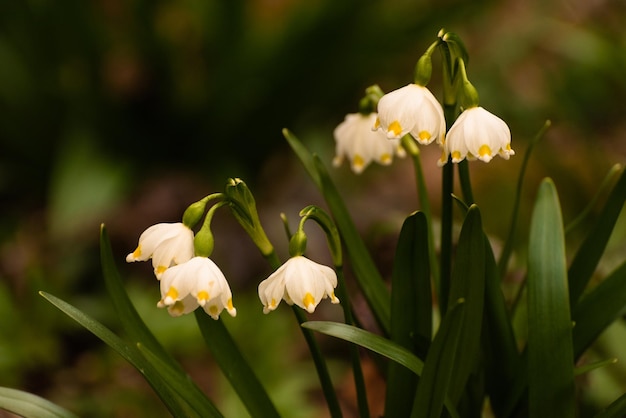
[0,386,78,418]
[302,321,459,418]
[445,205,485,405]
[572,260,626,359]
[568,166,626,304]
[385,212,431,418]
[39,292,218,418]
[194,312,280,418]
[100,225,181,368]
[284,129,391,334]
[411,299,465,418]
[482,235,521,417]
[527,178,575,418]
[302,321,423,375]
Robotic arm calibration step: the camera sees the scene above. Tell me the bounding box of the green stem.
[457,160,474,205]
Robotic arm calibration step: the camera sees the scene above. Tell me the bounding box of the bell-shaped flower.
[374,84,446,145]
[333,112,405,174]
[438,106,514,166]
[258,255,340,314]
[126,223,195,279]
[157,256,237,319]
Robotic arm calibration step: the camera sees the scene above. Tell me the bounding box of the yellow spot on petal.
[156,265,168,275]
[209,305,219,316]
[373,117,380,130]
[353,154,364,170]
[417,130,431,143]
[478,144,492,157]
[388,121,402,137]
[227,299,234,311]
[132,246,142,258]
[197,290,209,302]
[166,287,179,300]
[170,301,185,315]
[380,153,392,164]
[270,298,277,308]
[451,151,462,161]
[303,292,315,309]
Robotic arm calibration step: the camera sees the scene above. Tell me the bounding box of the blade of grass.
[527,178,575,418]
[568,165,626,304]
[385,212,431,418]
[284,129,390,333]
[0,387,78,418]
[194,312,280,418]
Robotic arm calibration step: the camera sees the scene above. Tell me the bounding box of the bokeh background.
[1,0,626,416]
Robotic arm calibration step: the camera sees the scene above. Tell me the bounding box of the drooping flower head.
[438,106,514,166]
[126,222,194,279]
[158,256,237,319]
[258,255,339,314]
[374,83,446,146]
[333,112,405,174]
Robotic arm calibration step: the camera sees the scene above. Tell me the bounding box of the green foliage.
[2,8,626,415]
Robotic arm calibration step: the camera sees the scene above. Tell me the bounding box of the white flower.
[258,256,340,314]
[333,113,405,174]
[157,256,237,319]
[126,223,194,279]
[438,106,514,166]
[375,84,446,145]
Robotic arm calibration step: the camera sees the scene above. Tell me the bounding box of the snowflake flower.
[333,112,405,174]
[375,84,446,145]
[438,106,514,165]
[126,223,194,279]
[258,256,339,314]
[157,256,237,319]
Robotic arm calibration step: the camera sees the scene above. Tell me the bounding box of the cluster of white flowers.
[127,223,339,318]
[333,83,514,173]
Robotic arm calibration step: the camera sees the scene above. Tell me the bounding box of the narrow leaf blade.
[412,299,465,418]
[445,205,485,405]
[568,166,626,303]
[39,291,205,418]
[195,312,280,418]
[0,387,78,418]
[572,260,626,359]
[302,321,424,375]
[527,178,575,418]
[385,212,431,418]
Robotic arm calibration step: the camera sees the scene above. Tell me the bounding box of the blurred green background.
[1,0,626,416]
